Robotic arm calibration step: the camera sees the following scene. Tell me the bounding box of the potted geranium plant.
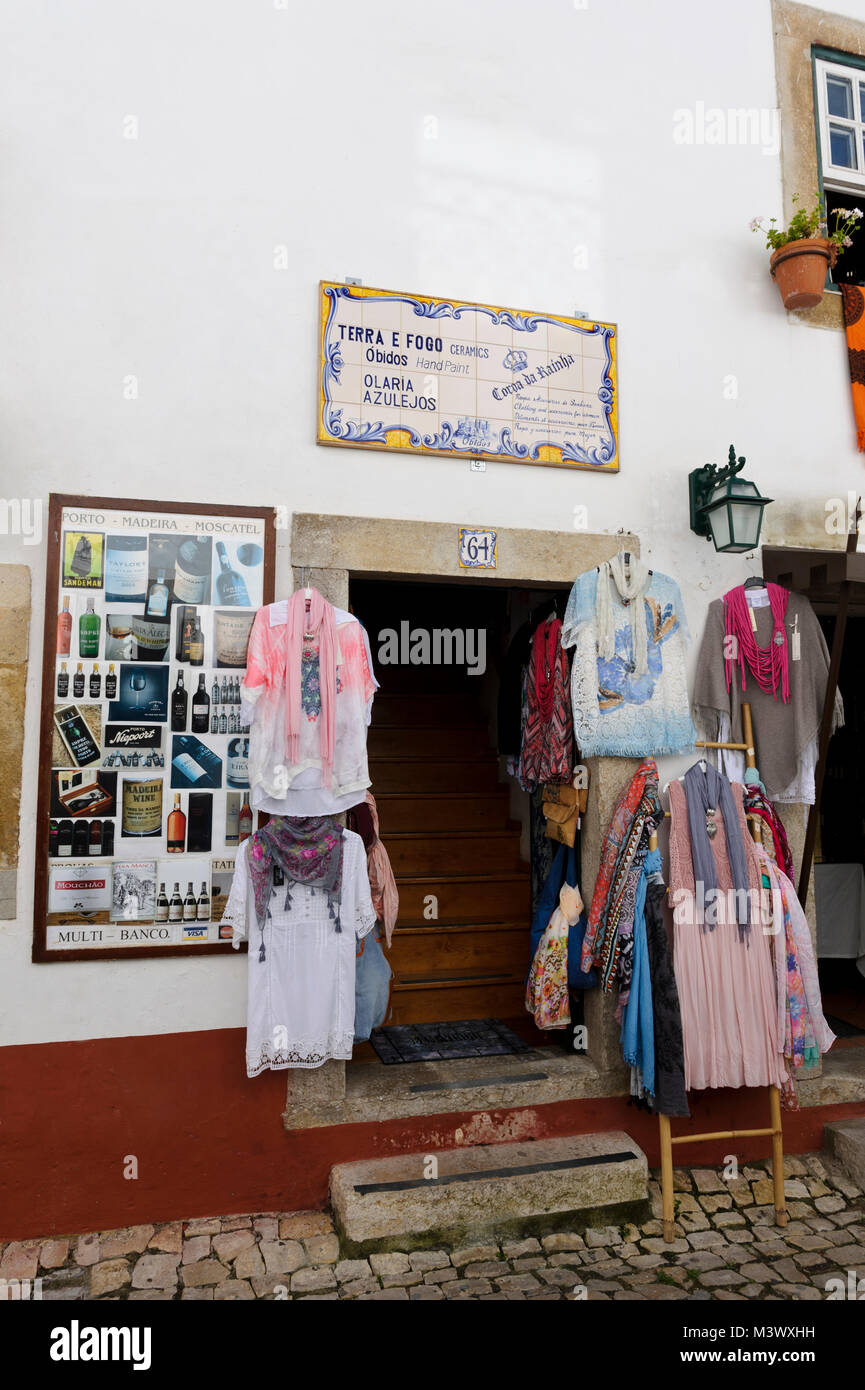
[751,195,862,309]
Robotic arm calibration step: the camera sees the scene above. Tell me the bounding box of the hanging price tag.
[791,613,801,661]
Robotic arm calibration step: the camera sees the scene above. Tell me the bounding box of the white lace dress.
[223,832,376,1075]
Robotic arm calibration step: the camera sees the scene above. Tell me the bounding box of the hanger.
[743,575,766,590]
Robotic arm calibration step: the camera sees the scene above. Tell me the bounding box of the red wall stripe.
[1,1029,863,1241]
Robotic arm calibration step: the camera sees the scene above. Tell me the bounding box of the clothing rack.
[655,701,787,1242]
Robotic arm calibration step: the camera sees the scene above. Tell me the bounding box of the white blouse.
[240,603,377,817]
[223,832,376,1075]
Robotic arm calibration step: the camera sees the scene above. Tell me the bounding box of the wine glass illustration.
[129,672,147,711]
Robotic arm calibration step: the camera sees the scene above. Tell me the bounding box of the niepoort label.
[105,725,162,749]
[122,778,163,837]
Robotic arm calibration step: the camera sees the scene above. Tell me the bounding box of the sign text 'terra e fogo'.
[317,281,618,473]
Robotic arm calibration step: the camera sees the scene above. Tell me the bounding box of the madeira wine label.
[121,777,163,837]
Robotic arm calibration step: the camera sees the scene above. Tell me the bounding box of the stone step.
[330,1131,649,1256]
[824,1115,865,1191]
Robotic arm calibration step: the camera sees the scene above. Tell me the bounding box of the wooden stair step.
[368,725,492,758]
[397,872,530,925]
[370,758,502,793]
[376,791,513,833]
[387,829,524,876]
[389,922,529,977]
[373,693,486,725]
[386,979,527,1025]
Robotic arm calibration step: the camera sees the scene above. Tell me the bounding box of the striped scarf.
[582,759,661,990]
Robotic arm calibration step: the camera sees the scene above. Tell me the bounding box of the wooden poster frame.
[33,494,277,963]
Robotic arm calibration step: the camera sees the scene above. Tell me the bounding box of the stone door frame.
[282,511,639,1128]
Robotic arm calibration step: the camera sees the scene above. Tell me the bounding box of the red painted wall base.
[1,1029,863,1241]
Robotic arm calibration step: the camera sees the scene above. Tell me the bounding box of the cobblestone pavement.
[2,1152,863,1300]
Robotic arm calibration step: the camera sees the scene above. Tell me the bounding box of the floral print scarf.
[248,816,345,955]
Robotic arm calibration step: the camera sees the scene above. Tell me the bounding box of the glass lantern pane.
[830,123,858,169]
[827,74,853,120]
[708,503,731,551]
[729,501,762,550]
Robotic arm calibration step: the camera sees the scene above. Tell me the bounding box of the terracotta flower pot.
[769,237,837,310]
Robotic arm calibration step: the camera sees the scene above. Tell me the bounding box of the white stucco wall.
[2,0,863,1045]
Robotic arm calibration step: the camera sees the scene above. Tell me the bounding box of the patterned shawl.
[743,776,793,881]
[248,816,344,956]
[582,758,661,990]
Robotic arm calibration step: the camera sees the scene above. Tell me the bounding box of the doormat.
[824,1012,865,1039]
[370,1018,533,1065]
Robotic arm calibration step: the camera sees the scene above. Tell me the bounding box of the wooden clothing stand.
[655,701,787,1242]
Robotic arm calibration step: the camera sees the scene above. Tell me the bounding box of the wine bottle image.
[72,820,89,856]
[101,820,115,857]
[191,674,210,733]
[79,596,101,658]
[225,792,240,847]
[167,792,186,853]
[183,881,197,921]
[238,795,252,843]
[172,537,212,605]
[73,663,85,698]
[49,820,60,857]
[211,676,220,706]
[57,596,72,655]
[156,883,170,922]
[171,671,188,731]
[89,820,102,855]
[57,662,69,698]
[57,820,74,857]
[196,881,210,921]
[105,663,117,699]
[214,541,251,606]
[187,792,212,853]
[168,882,183,922]
[210,709,218,734]
[146,569,170,618]
[175,605,190,662]
[89,663,101,698]
[54,705,101,768]
[189,616,205,666]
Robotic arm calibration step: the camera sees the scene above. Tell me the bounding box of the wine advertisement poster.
[36,497,274,960]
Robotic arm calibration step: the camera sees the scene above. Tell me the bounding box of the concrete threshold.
[797,1047,865,1107]
[330,1130,649,1255]
[341,1048,628,1124]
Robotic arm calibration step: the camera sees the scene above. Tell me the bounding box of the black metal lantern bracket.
[688,444,773,546]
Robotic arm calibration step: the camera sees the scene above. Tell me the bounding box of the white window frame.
[815,56,865,193]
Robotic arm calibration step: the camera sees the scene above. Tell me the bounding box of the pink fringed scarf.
[286,587,336,787]
[723,583,790,703]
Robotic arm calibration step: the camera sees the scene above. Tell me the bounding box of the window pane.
[860,82,865,123]
[830,122,858,168]
[827,74,853,119]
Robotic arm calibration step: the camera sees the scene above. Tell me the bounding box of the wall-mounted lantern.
[689,445,773,554]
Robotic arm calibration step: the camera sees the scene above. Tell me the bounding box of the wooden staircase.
[369,692,531,1024]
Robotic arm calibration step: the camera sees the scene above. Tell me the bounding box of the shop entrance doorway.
[350,575,571,1031]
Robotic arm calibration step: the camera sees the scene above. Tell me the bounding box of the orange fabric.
[841,285,865,452]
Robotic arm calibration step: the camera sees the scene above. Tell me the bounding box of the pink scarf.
[723,583,790,702]
[286,587,336,787]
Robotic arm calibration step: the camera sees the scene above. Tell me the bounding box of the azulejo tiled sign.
[317,282,618,472]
